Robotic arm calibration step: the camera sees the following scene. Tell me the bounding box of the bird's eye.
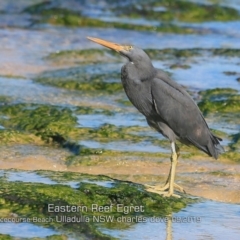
[124,45,133,51]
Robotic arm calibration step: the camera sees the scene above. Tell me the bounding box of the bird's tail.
[209,134,225,159]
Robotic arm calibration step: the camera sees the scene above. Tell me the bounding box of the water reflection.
[100,200,240,240]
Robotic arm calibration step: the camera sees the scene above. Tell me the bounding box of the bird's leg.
[145,142,185,197]
[168,145,178,196]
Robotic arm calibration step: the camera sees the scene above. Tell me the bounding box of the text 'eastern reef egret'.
[87,36,224,197]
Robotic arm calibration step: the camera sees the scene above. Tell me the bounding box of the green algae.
[37,170,112,183]
[0,95,12,104]
[222,151,240,162]
[0,74,26,79]
[0,234,13,240]
[229,132,240,152]
[198,88,240,114]
[46,48,240,67]
[195,86,240,162]
[0,234,68,240]
[198,97,240,114]
[74,106,113,116]
[0,129,43,145]
[0,103,155,149]
[24,3,198,34]
[37,77,122,93]
[0,101,222,159]
[209,171,232,177]
[169,64,191,69]
[199,88,238,100]
[0,103,77,144]
[36,70,122,94]
[47,49,121,65]
[116,0,240,22]
[212,48,240,57]
[0,170,196,238]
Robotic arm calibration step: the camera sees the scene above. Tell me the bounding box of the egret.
[87,37,224,197]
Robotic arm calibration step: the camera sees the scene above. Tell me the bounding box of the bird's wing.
[156,70,222,141]
[155,70,195,104]
[151,70,212,146]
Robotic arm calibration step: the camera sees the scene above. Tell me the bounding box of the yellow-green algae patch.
[23,3,199,34]
[0,170,196,239]
[198,88,240,115]
[47,49,121,65]
[0,130,44,145]
[0,103,162,147]
[0,104,77,144]
[197,88,240,162]
[46,48,240,67]
[116,0,240,22]
[0,234,68,240]
[36,72,122,94]
[0,102,231,161]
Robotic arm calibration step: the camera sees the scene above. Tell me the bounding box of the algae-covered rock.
[35,65,122,94]
[198,88,240,114]
[23,1,199,34]
[229,132,240,152]
[0,170,196,239]
[116,0,240,22]
[0,103,77,144]
[47,49,121,65]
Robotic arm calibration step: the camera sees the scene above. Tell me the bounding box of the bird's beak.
[87,37,125,52]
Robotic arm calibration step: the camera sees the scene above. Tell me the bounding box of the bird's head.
[87,37,153,71]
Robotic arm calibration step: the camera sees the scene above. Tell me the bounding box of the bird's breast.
[121,67,154,117]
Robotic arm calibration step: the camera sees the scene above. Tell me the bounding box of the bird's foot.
[144,182,185,198]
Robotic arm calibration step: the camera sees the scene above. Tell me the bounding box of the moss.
[116,0,240,22]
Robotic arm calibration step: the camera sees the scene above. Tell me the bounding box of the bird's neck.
[125,61,156,82]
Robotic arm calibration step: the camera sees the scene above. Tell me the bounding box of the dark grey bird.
[87,37,224,197]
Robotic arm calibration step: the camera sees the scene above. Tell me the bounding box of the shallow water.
[77,112,146,128]
[100,201,240,240]
[0,222,60,238]
[0,170,114,189]
[0,0,240,239]
[1,170,240,240]
[79,140,169,153]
